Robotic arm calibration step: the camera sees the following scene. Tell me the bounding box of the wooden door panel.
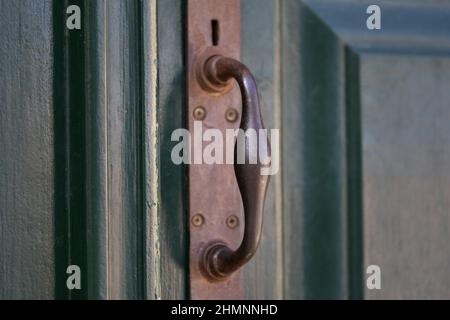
[281,0,450,299]
[282,0,350,299]
[242,0,282,300]
[360,55,450,299]
[0,0,55,299]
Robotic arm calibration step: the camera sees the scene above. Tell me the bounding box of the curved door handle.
[197,55,271,281]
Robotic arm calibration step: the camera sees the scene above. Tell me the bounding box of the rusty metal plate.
[187,0,244,300]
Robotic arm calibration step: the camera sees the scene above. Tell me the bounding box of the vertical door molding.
[54,0,154,299]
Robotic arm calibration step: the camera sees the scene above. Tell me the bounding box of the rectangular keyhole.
[211,19,219,46]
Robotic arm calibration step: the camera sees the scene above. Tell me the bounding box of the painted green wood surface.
[53,0,150,299]
[53,0,88,300]
[0,0,55,299]
[54,0,186,300]
[156,0,188,300]
[241,0,283,300]
[2,0,450,300]
[282,0,351,299]
[282,0,450,299]
[360,55,450,299]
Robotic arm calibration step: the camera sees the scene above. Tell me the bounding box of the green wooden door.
[1,0,450,299]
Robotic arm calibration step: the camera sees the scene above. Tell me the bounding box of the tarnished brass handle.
[198,55,271,281]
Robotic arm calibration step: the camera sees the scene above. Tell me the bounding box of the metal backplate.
[187,0,244,300]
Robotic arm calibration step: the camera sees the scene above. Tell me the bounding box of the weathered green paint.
[0,0,55,299]
[2,0,450,300]
[54,0,186,300]
[54,0,149,299]
[281,0,450,299]
[360,55,450,299]
[281,0,350,299]
[157,0,189,300]
[242,0,282,300]
[53,0,88,300]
